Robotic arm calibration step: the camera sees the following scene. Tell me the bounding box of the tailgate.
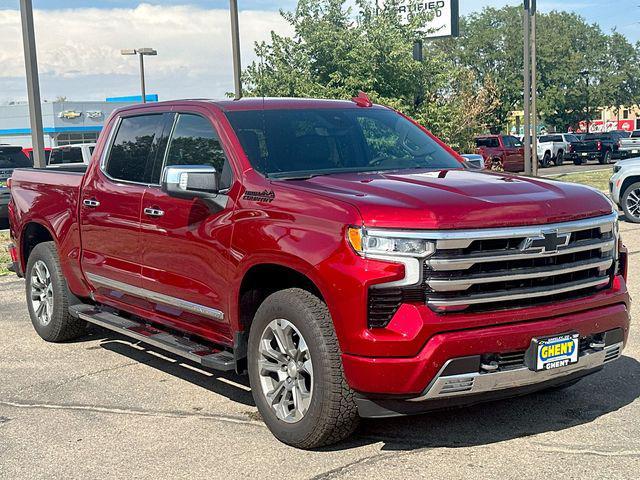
[573,142,598,152]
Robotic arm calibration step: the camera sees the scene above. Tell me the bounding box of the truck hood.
[281,169,613,229]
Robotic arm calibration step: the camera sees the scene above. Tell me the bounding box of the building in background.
[0,95,158,148]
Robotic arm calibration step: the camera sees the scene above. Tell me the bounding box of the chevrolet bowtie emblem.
[520,230,571,254]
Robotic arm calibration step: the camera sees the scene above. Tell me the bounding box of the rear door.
[138,110,237,344]
[80,113,168,304]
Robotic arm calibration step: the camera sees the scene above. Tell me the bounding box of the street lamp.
[121,48,158,103]
[580,69,590,133]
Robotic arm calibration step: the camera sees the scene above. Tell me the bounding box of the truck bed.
[9,168,85,289]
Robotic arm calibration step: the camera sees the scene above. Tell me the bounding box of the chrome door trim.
[86,272,224,321]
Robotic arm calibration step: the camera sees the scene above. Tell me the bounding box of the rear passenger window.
[106,115,164,183]
[165,114,233,189]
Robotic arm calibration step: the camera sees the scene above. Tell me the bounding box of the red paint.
[7,99,631,396]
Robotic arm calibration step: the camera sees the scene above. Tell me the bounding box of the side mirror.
[161,165,220,200]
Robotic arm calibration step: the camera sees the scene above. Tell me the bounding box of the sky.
[0,1,637,103]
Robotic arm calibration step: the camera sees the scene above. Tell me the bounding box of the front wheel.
[540,152,551,168]
[622,182,640,223]
[555,151,564,166]
[247,288,359,449]
[25,242,86,342]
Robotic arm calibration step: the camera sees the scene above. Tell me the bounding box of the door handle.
[144,207,165,218]
[83,199,100,208]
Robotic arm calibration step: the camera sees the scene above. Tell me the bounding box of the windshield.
[0,148,31,169]
[225,108,462,178]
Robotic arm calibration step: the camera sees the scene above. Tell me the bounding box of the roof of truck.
[114,97,385,114]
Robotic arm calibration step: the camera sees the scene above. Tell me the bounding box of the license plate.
[632,150,639,154]
[581,153,588,156]
[527,333,580,372]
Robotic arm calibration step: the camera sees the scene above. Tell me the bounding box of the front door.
[139,111,237,345]
[80,113,167,305]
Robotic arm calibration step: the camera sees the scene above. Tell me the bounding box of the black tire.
[573,157,583,166]
[247,288,359,449]
[622,182,640,223]
[600,150,612,165]
[25,242,86,342]
[540,152,551,168]
[555,151,564,166]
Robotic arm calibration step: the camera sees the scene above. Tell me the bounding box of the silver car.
[610,157,640,223]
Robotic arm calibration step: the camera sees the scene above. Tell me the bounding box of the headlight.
[347,227,435,258]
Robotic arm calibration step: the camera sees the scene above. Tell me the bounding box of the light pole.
[230,0,243,100]
[121,48,157,103]
[19,0,46,168]
[523,1,532,175]
[580,69,590,133]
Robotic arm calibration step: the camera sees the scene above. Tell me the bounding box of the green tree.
[243,0,495,151]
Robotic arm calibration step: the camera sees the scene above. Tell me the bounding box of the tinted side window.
[49,147,83,165]
[0,148,31,169]
[476,137,499,148]
[106,115,164,183]
[165,114,233,189]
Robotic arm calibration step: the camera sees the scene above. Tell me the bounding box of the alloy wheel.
[30,260,53,326]
[257,318,313,423]
[626,187,640,220]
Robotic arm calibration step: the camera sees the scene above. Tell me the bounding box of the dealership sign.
[378,0,460,38]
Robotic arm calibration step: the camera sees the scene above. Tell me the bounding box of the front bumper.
[355,328,625,418]
[343,289,630,396]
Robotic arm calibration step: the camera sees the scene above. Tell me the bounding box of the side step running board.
[70,304,235,371]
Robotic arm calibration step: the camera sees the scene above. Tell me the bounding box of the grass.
[0,231,11,276]
[546,169,612,192]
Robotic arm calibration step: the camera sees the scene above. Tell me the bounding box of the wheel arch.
[621,175,640,201]
[20,221,56,270]
[237,262,325,333]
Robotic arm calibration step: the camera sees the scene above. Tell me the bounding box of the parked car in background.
[460,153,485,169]
[475,135,525,172]
[0,145,31,222]
[611,157,640,223]
[568,132,628,165]
[618,130,640,157]
[23,147,52,165]
[537,133,581,167]
[7,98,630,448]
[48,143,95,167]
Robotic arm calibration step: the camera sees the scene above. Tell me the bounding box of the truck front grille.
[367,214,618,327]
[425,215,616,312]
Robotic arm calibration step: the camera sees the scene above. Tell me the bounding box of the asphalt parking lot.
[0,220,638,480]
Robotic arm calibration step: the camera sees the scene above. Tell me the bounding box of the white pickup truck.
[537,133,580,167]
[618,130,640,156]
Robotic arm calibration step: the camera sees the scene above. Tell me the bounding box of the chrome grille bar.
[427,257,613,292]
[428,238,615,272]
[427,277,610,308]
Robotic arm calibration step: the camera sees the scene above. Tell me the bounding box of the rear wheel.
[25,242,86,342]
[248,288,359,449]
[573,157,584,165]
[622,182,640,223]
[600,150,612,164]
[555,151,564,166]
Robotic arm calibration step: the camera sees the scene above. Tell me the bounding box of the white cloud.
[0,4,292,101]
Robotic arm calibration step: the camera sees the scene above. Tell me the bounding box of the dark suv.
[0,145,32,222]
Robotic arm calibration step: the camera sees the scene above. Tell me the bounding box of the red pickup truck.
[475,134,526,172]
[7,98,630,449]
